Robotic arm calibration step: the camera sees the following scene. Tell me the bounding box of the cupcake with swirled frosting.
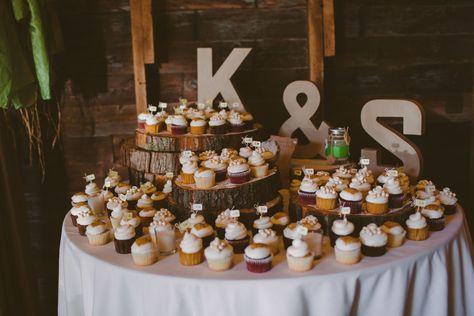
[270,212,290,235]
[383,177,405,209]
[349,175,371,198]
[125,186,142,209]
[239,146,253,159]
[145,114,161,134]
[138,206,156,228]
[421,204,445,231]
[76,209,97,236]
[356,166,375,185]
[190,118,207,135]
[140,181,157,197]
[171,115,188,135]
[298,179,318,205]
[283,223,300,250]
[359,223,388,257]
[194,168,216,189]
[339,188,363,214]
[326,176,348,193]
[437,187,457,214]
[86,220,111,246]
[248,151,269,179]
[252,215,273,236]
[405,212,429,241]
[204,238,234,271]
[131,235,158,266]
[329,218,355,247]
[315,185,337,210]
[71,192,88,206]
[179,151,199,165]
[179,232,204,266]
[380,221,406,247]
[225,221,250,254]
[286,239,314,272]
[252,228,279,255]
[208,114,227,134]
[215,209,233,239]
[366,186,389,215]
[114,224,136,254]
[227,160,251,184]
[202,156,228,182]
[228,111,245,132]
[69,202,90,227]
[244,243,272,273]
[181,161,198,184]
[191,223,215,248]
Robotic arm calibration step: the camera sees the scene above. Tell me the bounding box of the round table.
[58,207,474,316]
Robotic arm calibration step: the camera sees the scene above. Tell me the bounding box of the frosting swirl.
[71,192,88,204]
[137,194,153,209]
[366,186,389,204]
[299,179,318,193]
[406,212,427,229]
[384,178,403,194]
[332,219,354,236]
[253,216,272,230]
[225,221,248,240]
[248,151,266,167]
[315,185,337,199]
[180,232,203,254]
[438,187,457,205]
[359,223,388,247]
[204,238,233,260]
[114,224,136,240]
[85,182,101,196]
[253,229,278,244]
[287,239,311,258]
[244,243,271,259]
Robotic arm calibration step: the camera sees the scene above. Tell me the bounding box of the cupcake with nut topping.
[131,235,158,266]
[227,160,251,184]
[405,212,429,241]
[204,238,234,271]
[315,185,337,210]
[366,186,389,215]
[438,188,457,215]
[359,223,388,257]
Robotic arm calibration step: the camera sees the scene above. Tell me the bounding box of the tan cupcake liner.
[145,124,160,134]
[181,172,196,184]
[190,125,206,135]
[286,253,314,272]
[87,230,111,246]
[316,196,337,210]
[406,226,429,241]
[166,124,172,133]
[387,233,405,248]
[206,256,233,271]
[179,248,204,266]
[132,250,158,266]
[366,202,388,215]
[194,176,216,189]
[250,164,269,179]
[334,247,361,265]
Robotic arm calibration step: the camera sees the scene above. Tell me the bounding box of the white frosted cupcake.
[153,208,176,224]
[248,151,269,178]
[136,194,153,210]
[227,160,251,184]
[244,243,272,273]
[179,151,199,165]
[252,216,273,235]
[194,168,216,189]
[365,186,389,215]
[326,176,348,193]
[208,114,227,134]
[86,220,111,246]
[239,146,253,159]
[315,185,337,210]
[286,239,314,272]
[380,221,406,247]
[71,192,88,206]
[298,179,318,204]
[330,218,355,247]
[339,188,363,214]
[202,157,228,182]
[334,236,361,265]
[359,223,388,257]
[421,204,445,231]
[191,223,215,248]
[437,188,457,215]
[204,238,234,271]
[149,219,176,255]
[349,175,371,198]
[383,177,405,208]
[406,212,429,241]
[179,232,204,266]
[181,161,198,184]
[188,212,206,228]
[190,118,207,135]
[253,228,279,255]
[131,235,158,266]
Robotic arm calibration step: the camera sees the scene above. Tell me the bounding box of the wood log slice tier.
[168,193,283,229]
[135,124,264,152]
[172,169,281,211]
[127,167,170,189]
[289,195,415,235]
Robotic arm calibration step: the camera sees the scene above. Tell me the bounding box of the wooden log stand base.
[289,195,415,235]
[168,193,284,228]
[172,169,281,211]
[135,124,264,152]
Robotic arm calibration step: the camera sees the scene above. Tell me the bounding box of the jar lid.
[329,127,347,136]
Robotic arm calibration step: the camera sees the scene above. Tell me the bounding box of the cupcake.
[239,146,253,159]
[165,115,173,132]
[120,212,143,237]
[201,157,227,182]
[315,171,331,186]
[109,206,123,230]
[339,188,363,214]
[225,221,250,254]
[199,150,217,162]
[188,212,206,228]
[270,212,290,235]
[241,112,254,129]
[421,204,445,231]
[299,215,323,259]
[315,185,337,210]
[69,202,90,227]
[86,220,111,246]
[333,166,352,181]
[125,186,142,209]
[131,235,158,266]
[106,197,127,217]
[149,219,176,255]
[190,118,207,135]
[356,166,375,185]
[406,212,429,241]
[298,179,318,204]
[114,182,131,196]
[140,181,157,197]
[208,114,227,134]
[252,228,279,255]
[365,186,389,215]
[76,210,96,236]
[136,194,153,211]
[85,181,104,214]
[171,115,188,135]
[283,223,299,249]
[383,178,405,209]
[359,223,388,257]
[244,243,272,273]
[101,189,114,203]
[252,215,273,236]
[215,209,232,239]
[181,161,198,184]
[397,172,410,193]
[376,171,391,186]
[154,208,176,224]
[179,232,204,266]
[204,238,234,271]
[191,223,215,248]
[286,239,314,272]
[254,147,276,167]
[416,179,435,192]
[137,112,151,129]
[114,224,136,254]
[151,191,168,209]
[349,175,371,198]
[145,115,160,134]
[326,176,348,193]
[228,112,245,132]
[71,192,88,206]
[437,188,457,215]
[248,151,269,178]
[179,151,199,165]
[415,190,437,206]
[329,218,355,247]
[334,236,361,265]
[380,221,406,247]
[138,207,156,228]
[227,160,251,184]
[194,168,216,189]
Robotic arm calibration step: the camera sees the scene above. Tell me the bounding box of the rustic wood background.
[24,0,474,314]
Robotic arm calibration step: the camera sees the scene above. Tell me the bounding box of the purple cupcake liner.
[228,169,251,184]
[427,216,445,231]
[443,204,456,215]
[209,124,227,134]
[114,237,136,254]
[230,123,245,133]
[70,214,78,227]
[298,190,316,205]
[226,236,250,254]
[245,255,272,273]
[361,244,386,257]
[388,193,405,209]
[137,120,145,130]
[215,170,227,182]
[171,125,187,135]
[338,198,362,214]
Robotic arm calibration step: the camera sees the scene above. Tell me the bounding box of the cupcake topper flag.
[158,102,167,112]
[148,104,158,114]
[218,101,228,109]
[251,140,261,148]
[359,157,370,167]
[255,204,268,218]
[340,206,351,222]
[303,167,314,177]
[412,197,427,213]
[229,206,240,219]
[165,171,174,179]
[242,136,253,147]
[191,203,203,214]
[83,173,95,184]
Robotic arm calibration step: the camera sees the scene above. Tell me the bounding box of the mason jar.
[325,127,350,161]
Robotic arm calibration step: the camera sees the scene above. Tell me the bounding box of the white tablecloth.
[58,207,474,316]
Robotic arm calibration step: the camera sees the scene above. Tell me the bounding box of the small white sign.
[119,194,127,202]
[232,102,240,109]
[257,206,268,214]
[158,102,167,109]
[179,104,186,110]
[219,101,228,108]
[360,158,370,165]
[304,168,314,176]
[182,150,192,157]
[387,169,398,177]
[108,170,118,178]
[294,169,302,176]
[414,199,427,208]
[244,137,253,144]
[425,185,436,193]
[85,174,95,182]
[148,105,157,112]
[296,225,308,236]
[104,180,111,188]
[340,207,351,215]
[252,141,261,148]
[177,220,190,232]
[166,172,174,178]
[192,204,203,211]
[230,209,240,218]
[123,211,134,221]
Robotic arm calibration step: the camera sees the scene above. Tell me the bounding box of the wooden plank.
[307,0,324,89]
[322,0,335,56]
[141,0,154,63]
[129,0,147,114]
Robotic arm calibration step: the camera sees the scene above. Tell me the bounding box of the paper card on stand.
[230,210,240,218]
[340,207,351,215]
[192,204,203,212]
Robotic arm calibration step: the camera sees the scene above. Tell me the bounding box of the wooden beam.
[130,0,148,114]
[307,0,324,89]
[322,0,335,56]
[141,0,154,63]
